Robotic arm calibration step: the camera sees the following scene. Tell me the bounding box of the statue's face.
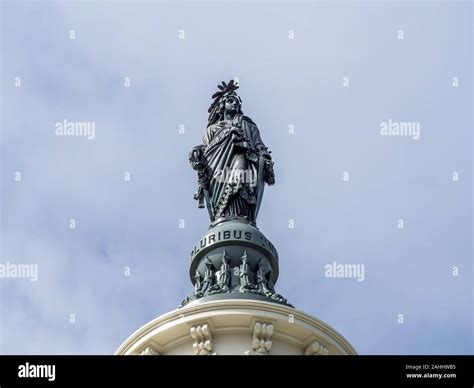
[224,96,240,114]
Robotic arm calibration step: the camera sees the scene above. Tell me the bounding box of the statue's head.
[222,93,242,117]
[208,80,243,126]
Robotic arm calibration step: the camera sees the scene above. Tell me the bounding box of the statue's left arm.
[243,117,275,186]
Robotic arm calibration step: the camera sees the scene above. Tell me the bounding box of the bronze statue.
[180,80,291,309]
[190,80,275,225]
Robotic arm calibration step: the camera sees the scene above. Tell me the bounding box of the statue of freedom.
[189,80,275,226]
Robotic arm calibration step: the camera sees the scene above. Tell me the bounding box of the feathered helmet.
[207,80,243,127]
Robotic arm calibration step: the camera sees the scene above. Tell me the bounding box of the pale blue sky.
[0,0,472,354]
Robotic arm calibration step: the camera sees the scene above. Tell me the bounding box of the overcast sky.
[0,0,472,355]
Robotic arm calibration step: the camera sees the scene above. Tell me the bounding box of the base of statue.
[180,220,292,308]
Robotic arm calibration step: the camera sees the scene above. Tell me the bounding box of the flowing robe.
[202,114,266,222]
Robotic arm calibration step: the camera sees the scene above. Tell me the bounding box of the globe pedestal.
[180,220,291,308]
